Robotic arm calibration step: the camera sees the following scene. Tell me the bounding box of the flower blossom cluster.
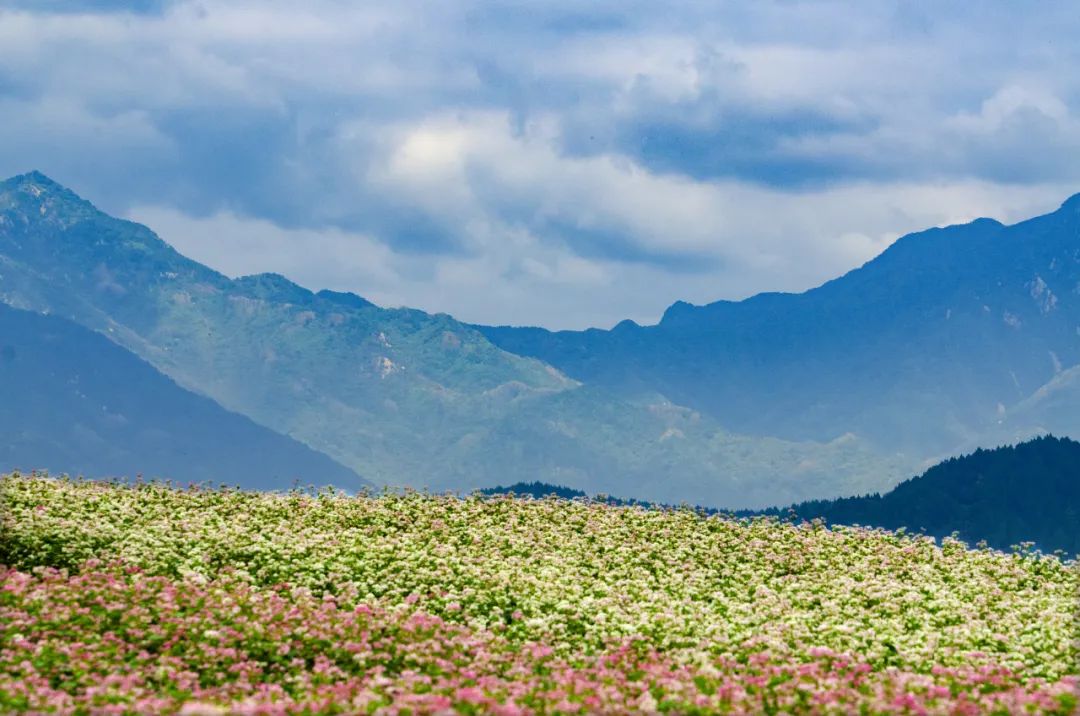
[1,474,1077,714]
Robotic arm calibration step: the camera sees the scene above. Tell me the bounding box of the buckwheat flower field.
[1,475,1077,714]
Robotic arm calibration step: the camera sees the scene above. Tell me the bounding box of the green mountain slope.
[0,172,910,507]
[0,302,363,489]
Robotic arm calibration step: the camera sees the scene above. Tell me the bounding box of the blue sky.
[2,0,1080,328]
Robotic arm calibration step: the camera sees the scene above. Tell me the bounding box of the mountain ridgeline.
[480,197,1080,462]
[0,172,904,506]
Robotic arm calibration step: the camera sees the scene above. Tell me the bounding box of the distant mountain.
[0,302,363,489]
[770,436,1080,556]
[480,197,1080,464]
[1001,365,1080,440]
[477,481,675,510]
[477,481,589,500]
[0,172,905,507]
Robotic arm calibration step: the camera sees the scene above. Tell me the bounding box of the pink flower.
[454,687,485,704]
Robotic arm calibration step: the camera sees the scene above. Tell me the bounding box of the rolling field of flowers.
[1,474,1077,714]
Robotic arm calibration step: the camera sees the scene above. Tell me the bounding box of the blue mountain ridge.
[0,302,365,489]
[479,195,1080,462]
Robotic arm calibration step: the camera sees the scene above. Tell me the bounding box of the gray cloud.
[0,0,171,14]
[2,0,1080,328]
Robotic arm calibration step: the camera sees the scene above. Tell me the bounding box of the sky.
[2,1,1080,329]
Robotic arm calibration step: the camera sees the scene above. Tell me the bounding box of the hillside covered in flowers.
[1,474,1077,714]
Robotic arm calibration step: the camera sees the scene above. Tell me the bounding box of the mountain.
[769,436,1080,556]
[1000,364,1080,440]
[0,171,909,508]
[0,302,363,489]
[478,481,589,501]
[480,197,1080,463]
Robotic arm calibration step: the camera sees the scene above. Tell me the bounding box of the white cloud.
[951,85,1070,132]
[127,204,621,327]
[129,206,401,287]
[370,110,1071,271]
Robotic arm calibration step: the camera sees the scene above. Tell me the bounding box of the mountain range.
[0,172,900,506]
[1,170,1078,507]
[481,196,1080,464]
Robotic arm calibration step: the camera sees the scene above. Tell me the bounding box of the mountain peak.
[659,300,697,324]
[5,170,65,194]
[1058,192,1080,212]
[233,273,314,304]
[966,216,1004,228]
[316,289,374,310]
[2,171,95,217]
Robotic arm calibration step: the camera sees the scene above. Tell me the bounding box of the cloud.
[2,0,170,14]
[3,0,1080,327]
[134,118,1074,329]
[369,111,1072,270]
[128,203,622,328]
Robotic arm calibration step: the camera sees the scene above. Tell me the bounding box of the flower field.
[1,474,1077,714]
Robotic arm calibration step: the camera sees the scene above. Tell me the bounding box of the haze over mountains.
[0,302,362,490]
[1,170,1079,507]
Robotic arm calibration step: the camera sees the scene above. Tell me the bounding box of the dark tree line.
[764,435,1080,556]
[481,436,1080,557]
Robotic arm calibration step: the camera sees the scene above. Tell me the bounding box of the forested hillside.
[767,436,1080,555]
